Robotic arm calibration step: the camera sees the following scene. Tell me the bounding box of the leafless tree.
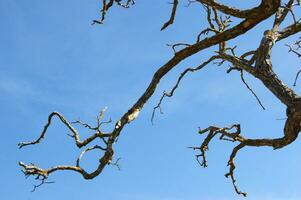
[18,0,301,196]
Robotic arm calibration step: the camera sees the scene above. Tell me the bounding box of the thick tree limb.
[196,0,280,19]
[19,0,301,196]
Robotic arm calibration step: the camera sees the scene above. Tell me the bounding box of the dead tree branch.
[151,55,220,123]
[19,0,301,196]
[161,0,179,31]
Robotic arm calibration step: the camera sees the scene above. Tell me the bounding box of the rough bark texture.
[19,0,301,196]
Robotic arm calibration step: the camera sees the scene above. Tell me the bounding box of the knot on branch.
[127,108,140,123]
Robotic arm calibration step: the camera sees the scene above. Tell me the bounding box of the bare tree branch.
[152,55,220,123]
[19,0,301,196]
[161,0,179,31]
[240,70,266,110]
[293,69,301,86]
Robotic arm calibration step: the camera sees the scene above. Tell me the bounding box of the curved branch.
[161,0,179,31]
[18,112,110,149]
[197,0,280,19]
[192,105,301,195]
[19,142,114,180]
[19,0,291,195]
[151,55,220,123]
[225,143,246,197]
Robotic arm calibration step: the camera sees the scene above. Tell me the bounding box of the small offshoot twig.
[240,70,266,110]
[151,56,220,124]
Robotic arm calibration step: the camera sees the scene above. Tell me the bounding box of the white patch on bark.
[127,108,140,123]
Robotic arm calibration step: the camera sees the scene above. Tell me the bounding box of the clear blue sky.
[1,1,301,199]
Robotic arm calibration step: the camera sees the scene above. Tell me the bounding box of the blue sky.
[1,0,301,199]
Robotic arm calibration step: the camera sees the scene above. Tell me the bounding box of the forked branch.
[19,0,301,196]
